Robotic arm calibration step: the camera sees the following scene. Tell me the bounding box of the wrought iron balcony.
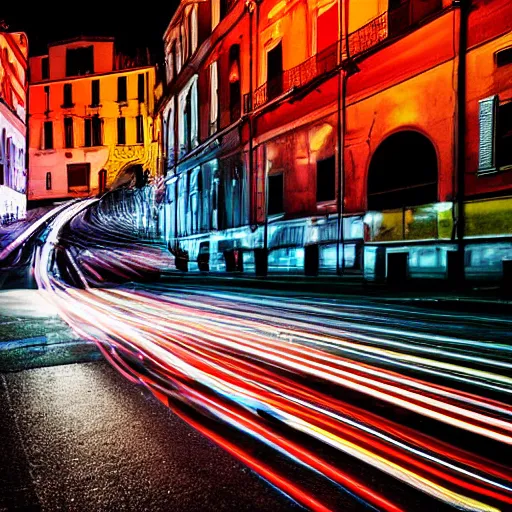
[244,12,387,112]
[243,0,443,113]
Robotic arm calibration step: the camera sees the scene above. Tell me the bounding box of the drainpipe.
[455,0,469,285]
[336,0,350,276]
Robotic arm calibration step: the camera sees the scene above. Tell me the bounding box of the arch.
[367,130,438,210]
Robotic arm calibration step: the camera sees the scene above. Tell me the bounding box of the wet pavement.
[0,361,298,512]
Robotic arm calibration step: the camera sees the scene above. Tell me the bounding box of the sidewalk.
[158,270,512,314]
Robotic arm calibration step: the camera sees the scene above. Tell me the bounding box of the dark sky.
[1,2,180,60]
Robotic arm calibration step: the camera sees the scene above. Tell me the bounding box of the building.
[0,29,28,223]
[28,37,159,204]
[159,0,512,281]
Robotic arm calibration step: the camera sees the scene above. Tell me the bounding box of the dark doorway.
[367,131,438,210]
[267,43,283,101]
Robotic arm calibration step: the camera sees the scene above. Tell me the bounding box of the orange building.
[28,37,159,204]
[159,0,512,281]
[0,29,28,223]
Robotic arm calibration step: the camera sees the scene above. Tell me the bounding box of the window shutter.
[478,95,497,173]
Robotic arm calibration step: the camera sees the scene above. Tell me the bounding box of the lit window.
[210,61,219,135]
[212,0,220,30]
[191,6,198,53]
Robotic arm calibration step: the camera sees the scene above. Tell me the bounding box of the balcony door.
[267,42,283,101]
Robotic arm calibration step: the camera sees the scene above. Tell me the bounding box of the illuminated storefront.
[28,37,159,203]
[0,30,28,223]
[159,0,512,280]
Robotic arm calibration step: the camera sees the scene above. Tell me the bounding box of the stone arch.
[367,130,438,210]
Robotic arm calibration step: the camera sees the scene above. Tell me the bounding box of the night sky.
[1,2,180,61]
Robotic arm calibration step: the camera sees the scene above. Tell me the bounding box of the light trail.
[28,200,512,511]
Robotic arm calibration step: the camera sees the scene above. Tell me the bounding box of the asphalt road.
[1,199,511,511]
[0,360,298,512]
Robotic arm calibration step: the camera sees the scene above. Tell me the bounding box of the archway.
[367,131,438,210]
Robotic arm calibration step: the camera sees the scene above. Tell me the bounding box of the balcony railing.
[245,12,387,112]
[244,0,443,113]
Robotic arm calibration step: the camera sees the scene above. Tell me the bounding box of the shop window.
[41,57,49,80]
[496,47,512,68]
[63,83,73,107]
[268,173,284,215]
[136,115,144,144]
[67,163,90,192]
[66,46,93,77]
[64,117,73,148]
[137,73,145,103]
[316,155,336,202]
[44,121,53,150]
[91,80,100,106]
[117,76,127,103]
[46,172,52,190]
[117,117,126,145]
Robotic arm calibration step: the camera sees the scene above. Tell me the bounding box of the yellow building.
[28,37,159,203]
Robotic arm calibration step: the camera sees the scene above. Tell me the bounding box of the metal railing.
[243,0,443,113]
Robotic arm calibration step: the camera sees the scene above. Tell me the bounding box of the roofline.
[48,36,115,47]
[28,65,155,85]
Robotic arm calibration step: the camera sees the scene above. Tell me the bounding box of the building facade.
[28,37,159,204]
[159,0,512,281]
[0,30,28,223]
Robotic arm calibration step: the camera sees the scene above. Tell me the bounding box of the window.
[137,74,145,103]
[64,117,74,148]
[92,115,102,146]
[117,76,127,103]
[44,85,50,112]
[44,121,53,150]
[136,115,144,144]
[117,117,126,145]
[220,0,228,20]
[41,56,49,80]
[46,172,52,190]
[98,169,107,194]
[316,155,336,202]
[267,42,283,100]
[191,7,198,54]
[63,83,73,107]
[496,47,512,68]
[498,101,512,169]
[212,0,220,30]
[91,80,100,106]
[184,88,193,150]
[229,45,241,122]
[84,118,92,147]
[67,163,90,192]
[210,61,219,135]
[66,46,93,77]
[268,173,284,215]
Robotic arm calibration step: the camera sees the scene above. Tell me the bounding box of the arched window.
[367,131,438,210]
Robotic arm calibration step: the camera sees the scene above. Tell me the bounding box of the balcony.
[244,0,443,112]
